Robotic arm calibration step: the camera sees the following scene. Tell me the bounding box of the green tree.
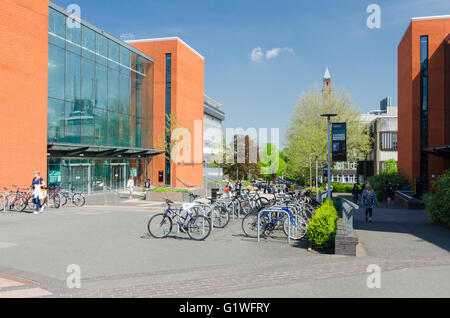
[382,159,398,174]
[259,143,286,183]
[285,87,372,187]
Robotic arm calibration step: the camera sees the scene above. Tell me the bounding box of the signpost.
[320,114,337,201]
[332,123,347,162]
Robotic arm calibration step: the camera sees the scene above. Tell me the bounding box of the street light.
[321,113,337,201]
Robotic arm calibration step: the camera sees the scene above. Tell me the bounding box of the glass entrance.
[70,164,91,194]
[111,164,126,190]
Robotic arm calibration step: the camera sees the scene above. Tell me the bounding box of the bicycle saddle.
[165,199,174,205]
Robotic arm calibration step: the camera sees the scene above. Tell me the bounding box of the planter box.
[146,191,190,202]
[335,218,359,256]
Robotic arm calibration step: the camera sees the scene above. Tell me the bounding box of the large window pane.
[107,111,119,146]
[119,115,130,147]
[66,17,81,55]
[81,58,95,109]
[108,40,120,71]
[119,74,131,114]
[49,8,66,48]
[93,107,107,146]
[65,52,81,104]
[95,64,108,109]
[96,33,108,65]
[48,98,65,143]
[82,25,96,61]
[65,101,81,144]
[48,44,65,99]
[81,110,95,145]
[108,69,119,112]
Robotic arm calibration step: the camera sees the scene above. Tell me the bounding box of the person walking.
[236,180,242,195]
[385,181,394,207]
[352,183,360,204]
[361,184,378,222]
[127,177,135,199]
[31,171,45,214]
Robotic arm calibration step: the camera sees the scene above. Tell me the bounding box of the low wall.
[335,218,359,256]
[146,192,191,202]
[395,191,425,209]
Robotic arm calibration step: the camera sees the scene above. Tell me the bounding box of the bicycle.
[58,186,86,207]
[148,199,212,241]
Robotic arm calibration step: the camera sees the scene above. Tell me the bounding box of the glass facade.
[47,6,154,192]
[420,35,429,189]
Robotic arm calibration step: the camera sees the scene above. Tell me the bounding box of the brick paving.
[0,198,449,298]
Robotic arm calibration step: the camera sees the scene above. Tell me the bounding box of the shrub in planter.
[424,170,450,227]
[367,172,409,201]
[306,200,339,249]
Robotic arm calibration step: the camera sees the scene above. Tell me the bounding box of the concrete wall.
[0,0,49,188]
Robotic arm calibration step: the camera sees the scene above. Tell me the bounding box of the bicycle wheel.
[241,212,266,238]
[13,196,25,212]
[283,215,308,240]
[208,205,230,228]
[72,194,85,207]
[52,194,61,209]
[60,193,68,206]
[186,215,211,241]
[20,196,30,212]
[148,213,172,238]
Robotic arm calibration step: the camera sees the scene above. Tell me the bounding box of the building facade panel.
[0,0,49,188]
[398,17,450,189]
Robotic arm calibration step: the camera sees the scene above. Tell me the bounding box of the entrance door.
[111,164,126,191]
[70,164,91,194]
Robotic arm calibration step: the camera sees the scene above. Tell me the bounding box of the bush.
[367,172,410,201]
[424,170,450,227]
[306,200,339,249]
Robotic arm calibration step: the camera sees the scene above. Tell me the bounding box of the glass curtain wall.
[47,7,154,192]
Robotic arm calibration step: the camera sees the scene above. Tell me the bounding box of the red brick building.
[398,15,450,190]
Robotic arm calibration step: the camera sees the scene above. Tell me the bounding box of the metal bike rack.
[257,208,291,245]
[0,193,6,212]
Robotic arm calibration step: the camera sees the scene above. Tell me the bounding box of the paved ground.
[0,195,449,298]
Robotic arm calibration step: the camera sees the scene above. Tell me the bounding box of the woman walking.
[361,184,378,222]
[31,171,45,214]
[127,177,135,200]
[352,183,360,204]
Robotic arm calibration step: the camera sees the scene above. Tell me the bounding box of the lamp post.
[321,113,337,201]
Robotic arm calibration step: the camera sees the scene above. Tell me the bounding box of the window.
[380,132,398,151]
[420,35,429,189]
[65,51,81,104]
[48,44,65,100]
[66,15,81,55]
[49,8,66,48]
[82,26,96,61]
[48,98,65,142]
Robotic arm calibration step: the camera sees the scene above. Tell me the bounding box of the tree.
[285,87,372,187]
[382,159,398,174]
[259,143,286,183]
[221,134,260,180]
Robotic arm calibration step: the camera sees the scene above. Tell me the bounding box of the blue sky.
[55,0,450,145]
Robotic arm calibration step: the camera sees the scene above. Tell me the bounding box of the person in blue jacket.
[361,183,378,222]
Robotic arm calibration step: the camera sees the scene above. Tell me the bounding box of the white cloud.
[251,47,294,62]
[250,47,264,63]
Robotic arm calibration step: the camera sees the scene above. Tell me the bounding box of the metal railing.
[257,208,292,245]
[341,198,359,235]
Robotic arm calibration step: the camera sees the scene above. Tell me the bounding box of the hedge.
[306,200,339,249]
[424,169,450,227]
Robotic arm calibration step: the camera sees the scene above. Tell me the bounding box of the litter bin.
[211,188,219,202]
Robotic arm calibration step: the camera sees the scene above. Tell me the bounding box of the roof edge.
[126,37,205,60]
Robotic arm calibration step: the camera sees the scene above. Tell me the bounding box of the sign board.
[332,122,347,162]
[130,168,137,177]
[49,170,62,184]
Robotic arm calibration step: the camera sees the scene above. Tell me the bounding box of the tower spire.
[322,66,332,101]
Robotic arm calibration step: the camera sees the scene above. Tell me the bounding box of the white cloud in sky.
[251,47,294,62]
[250,47,264,63]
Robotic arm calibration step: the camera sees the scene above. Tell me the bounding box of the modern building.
[358,99,398,180]
[0,1,205,193]
[398,15,450,190]
[203,94,225,184]
[126,37,205,189]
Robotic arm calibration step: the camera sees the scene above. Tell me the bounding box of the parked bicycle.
[148,199,212,241]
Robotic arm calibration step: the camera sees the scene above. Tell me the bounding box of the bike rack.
[0,193,6,212]
[257,208,291,245]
